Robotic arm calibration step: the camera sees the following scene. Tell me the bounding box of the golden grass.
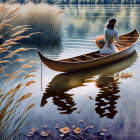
[25,81,36,86]
[0,2,63,43]
[18,93,32,102]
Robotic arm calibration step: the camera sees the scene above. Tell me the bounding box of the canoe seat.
[93,53,101,58]
[71,58,85,62]
[83,55,94,59]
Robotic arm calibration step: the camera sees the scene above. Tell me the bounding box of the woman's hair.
[105,17,117,29]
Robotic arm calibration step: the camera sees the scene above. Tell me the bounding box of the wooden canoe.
[37,29,139,72]
[41,51,137,113]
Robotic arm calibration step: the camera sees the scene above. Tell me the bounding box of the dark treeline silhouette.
[2,0,140,4]
[57,0,140,4]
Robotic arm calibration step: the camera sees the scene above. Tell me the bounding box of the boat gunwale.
[55,29,139,64]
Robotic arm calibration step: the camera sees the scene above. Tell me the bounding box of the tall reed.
[0,5,38,140]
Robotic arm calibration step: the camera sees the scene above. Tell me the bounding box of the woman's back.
[100,17,119,55]
[104,28,119,42]
[100,28,119,55]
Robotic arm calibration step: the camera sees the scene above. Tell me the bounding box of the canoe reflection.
[41,51,137,117]
[41,83,77,114]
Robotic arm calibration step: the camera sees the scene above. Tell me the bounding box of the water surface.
[3,5,140,139]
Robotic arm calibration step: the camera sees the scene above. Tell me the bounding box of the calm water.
[2,4,140,139]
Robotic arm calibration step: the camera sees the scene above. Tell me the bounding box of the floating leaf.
[73,127,81,134]
[102,128,107,132]
[27,134,33,137]
[100,133,105,136]
[114,72,134,79]
[25,81,36,86]
[40,131,48,137]
[60,127,70,134]
[27,131,34,137]
[18,93,32,102]
[31,127,37,132]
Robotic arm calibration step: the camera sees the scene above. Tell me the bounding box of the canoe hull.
[37,29,139,72]
[38,44,136,72]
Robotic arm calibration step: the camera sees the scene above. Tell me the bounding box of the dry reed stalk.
[18,93,32,102]
[0,4,38,140]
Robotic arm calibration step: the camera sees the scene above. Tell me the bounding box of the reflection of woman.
[95,74,121,119]
[100,17,119,54]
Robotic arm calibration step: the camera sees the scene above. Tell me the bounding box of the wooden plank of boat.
[37,29,139,72]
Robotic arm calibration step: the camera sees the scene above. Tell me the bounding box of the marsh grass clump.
[0,5,40,140]
[0,2,63,43]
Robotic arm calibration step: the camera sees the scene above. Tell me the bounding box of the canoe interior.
[59,29,138,63]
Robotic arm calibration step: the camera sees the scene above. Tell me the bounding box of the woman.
[100,17,119,55]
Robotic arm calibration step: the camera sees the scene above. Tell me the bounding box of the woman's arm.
[114,29,122,48]
[114,29,119,45]
[115,29,119,42]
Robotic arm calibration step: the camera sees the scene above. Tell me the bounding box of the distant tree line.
[57,0,140,4]
[1,0,140,4]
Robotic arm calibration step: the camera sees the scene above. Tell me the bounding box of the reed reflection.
[41,51,137,116]
[95,74,121,119]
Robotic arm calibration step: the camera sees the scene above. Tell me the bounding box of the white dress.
[100,28,119,55]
